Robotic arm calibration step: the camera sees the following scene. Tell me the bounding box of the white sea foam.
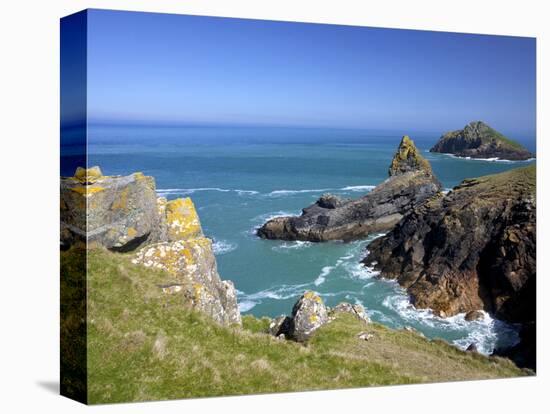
[267,188,333,197]
[381,290,520,354]
[238,300,257,313]
[156,187,258,197]
[212,240,237,255]
[340,185,376,192]
[344,261,379,280]
[238,283,312,309]
[272,240,313,252]
[441,153,535,163]
[314,266,334,286]
[265,184,377,197]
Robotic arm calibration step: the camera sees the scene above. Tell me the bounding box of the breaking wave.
[272,240,313,252]
[381,292,520,354]
[156,187,259,197]
[212,240,238,255]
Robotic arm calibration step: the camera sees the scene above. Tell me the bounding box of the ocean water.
[82,124,536,354]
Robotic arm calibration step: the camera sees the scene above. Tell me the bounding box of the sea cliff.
[364,164,536,368]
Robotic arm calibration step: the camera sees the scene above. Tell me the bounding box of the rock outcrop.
[269,292,370,342]
[257,136,441,242]
[61,167,241,326]
[269,291,329,342]
[364,165,536,368]
[61,167,163,250]
[330,302,370,324]
[430,121,533,161]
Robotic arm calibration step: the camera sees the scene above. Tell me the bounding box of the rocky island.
[257,135,441,241]
[364,164,536,368]
[430,121,533,161]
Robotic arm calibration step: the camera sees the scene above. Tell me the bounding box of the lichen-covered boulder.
[132,236,241,326]
[60,167,160,250]
[330,302,370,324]
[164,197,203,241]
[61,167,242,326]
[288,291,329,342]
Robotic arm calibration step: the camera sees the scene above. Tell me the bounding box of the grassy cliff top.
[456,164,536,199]
[65,248,526,404]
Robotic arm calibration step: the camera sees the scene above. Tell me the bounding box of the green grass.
[461,164,536,199]
[482,125,525,150]
[61,248,528,404]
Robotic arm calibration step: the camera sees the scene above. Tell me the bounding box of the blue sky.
[84,9,536,136]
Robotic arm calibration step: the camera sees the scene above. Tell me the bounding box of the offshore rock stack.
[257,136,442,242]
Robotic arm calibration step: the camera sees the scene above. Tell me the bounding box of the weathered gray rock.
[430,121,533,161]
[269,291,329,342]
[330,302,370,324]
[290,291,329,342]
[61,167,161,250]
[132,218,241,327]
[257,136,441,241]
[357,332,374,341]
[61,167,241,326]
[270,294,374,343]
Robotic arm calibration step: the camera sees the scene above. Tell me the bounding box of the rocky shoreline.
[363,165,536,368]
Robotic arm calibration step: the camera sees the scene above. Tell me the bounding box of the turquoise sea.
[83,124,536,355]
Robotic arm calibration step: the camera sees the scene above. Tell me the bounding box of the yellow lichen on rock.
[131,236,212,277]
[165,197,203,241]
[389,135,432,176]
[74,166,103,184]
[111,187,129,210]
[69,186,105,197]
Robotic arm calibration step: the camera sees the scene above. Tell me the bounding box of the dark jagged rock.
[257,136,441,242]
[61,167,241,326]
[493,322,536,370]
[466,343,478,353]
[430,121,533,161]
[364,165,536,368]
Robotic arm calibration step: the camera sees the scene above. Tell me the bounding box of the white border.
[0,0,547,412]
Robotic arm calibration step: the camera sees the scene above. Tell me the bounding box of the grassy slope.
[460,164,536,199]
[70,248,526,404]
[482,125,524,150]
